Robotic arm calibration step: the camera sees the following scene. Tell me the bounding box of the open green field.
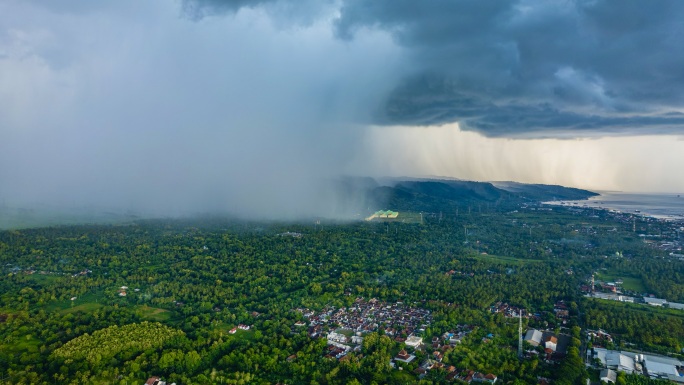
[134,305,173,322]
[0,335,41,356]
[211,323,257,342]
[44,291,108,313]
[25,273,64,285]
[595,272,646,293]
[62,302,104,314]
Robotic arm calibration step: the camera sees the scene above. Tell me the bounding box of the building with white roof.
[405,335,423,348]
[644,297,668,306]
[641,353,684,379]
[591,348,635,374]
[524,329,543,347]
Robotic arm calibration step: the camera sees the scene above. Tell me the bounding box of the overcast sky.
[1,0,683,218]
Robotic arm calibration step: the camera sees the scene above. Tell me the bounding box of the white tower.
[518,311,523,358]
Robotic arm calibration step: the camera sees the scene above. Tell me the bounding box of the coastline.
[543,192,684,222]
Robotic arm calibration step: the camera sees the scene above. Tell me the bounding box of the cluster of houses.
[325,343,351,360]
[489,301,570,324]
[73,269,92,277]
[229,324,251,334]
[441,326,474,345]
[320,330,364,360]
[586,329,613,347]
[553,301,570,321]
[445,269,475,278]
[588,348,684,383]
[395,350,497,383]
[489,302,527,318]
[296,297,432,339]
[391,326,484,382]
[413,361,497,383]
[116,285,141,297]
[524,329,571,359]
[413,363,497,384]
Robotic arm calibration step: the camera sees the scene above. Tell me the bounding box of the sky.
[1,0,684,218]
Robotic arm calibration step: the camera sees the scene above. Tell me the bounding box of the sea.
[545,192,684,220]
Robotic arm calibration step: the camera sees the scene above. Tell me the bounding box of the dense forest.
[1,196,683,384]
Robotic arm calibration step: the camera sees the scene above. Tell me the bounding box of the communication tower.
[518,311,523,358]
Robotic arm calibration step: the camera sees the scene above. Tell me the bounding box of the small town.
[296,297,433,339]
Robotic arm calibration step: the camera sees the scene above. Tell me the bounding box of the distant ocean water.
[547,192,684,220]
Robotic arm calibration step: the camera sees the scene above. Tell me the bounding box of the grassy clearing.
[0,335,41,355]
[595,272,646,293]
[211,323,257,341]
[134,305,173,322]
[25,274,64,285]
[62,302,104,314]
[43,291,107,313]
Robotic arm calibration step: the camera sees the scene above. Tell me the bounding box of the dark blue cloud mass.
[186,0,684,137]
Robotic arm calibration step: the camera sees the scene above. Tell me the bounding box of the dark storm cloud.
[336,0,684,136]
[383,73,684,137]
[189,0,684,137]
[3,0,684,223]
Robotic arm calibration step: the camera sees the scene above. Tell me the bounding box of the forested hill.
[356,178,597,212]
[492,181,600,202]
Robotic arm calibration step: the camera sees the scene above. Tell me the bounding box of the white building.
[405,335,423,348]
[544,336,558,352]
[591,348,635,374]
[327,331,348,344]
[641,353,684,379]
[524,329,543,347]
[644,297,668,307]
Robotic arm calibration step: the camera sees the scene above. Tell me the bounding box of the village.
[294,298,581,383]
[295,297,433,341]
